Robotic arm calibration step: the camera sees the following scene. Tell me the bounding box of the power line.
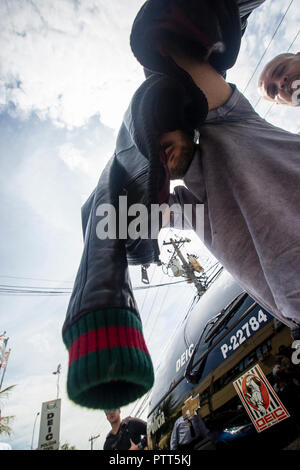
[134,302,199,418]
[138,228,175,323]
[0,283,72,290]
[134,279,187,291]
[136,399,151,420]
[143,269,165,331]
[0,275,73,283]
[129,278,198,419]
[286,29,300,52]
[137,264,158,314]
[129,286,198,418]
[263,102,275,120]
[135,393,152,419]
[130,390,152,418]
[145,280,171,344]
[0,279,188,296]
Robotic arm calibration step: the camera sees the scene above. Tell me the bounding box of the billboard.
[38,399,61,450]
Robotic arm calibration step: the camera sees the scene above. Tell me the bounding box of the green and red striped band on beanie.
[63,308,154,410]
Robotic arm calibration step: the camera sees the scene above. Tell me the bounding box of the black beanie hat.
[130,0,241,77]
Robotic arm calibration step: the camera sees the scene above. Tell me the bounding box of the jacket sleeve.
[237,0,266,18]
[236,0,266,35]
[62,156,154,412]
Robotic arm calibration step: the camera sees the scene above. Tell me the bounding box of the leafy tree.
[60,441,77,450]
[0,385,16,436]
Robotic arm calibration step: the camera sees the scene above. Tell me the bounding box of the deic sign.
[38,399,61,450]
[176,344,194,373]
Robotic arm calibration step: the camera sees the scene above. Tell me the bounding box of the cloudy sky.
[0,0,299,450]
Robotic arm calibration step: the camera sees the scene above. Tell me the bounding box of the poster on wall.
[233,364,290,433]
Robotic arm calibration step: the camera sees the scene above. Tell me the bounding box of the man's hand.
[159,130,195,180]
[129,439,139,450]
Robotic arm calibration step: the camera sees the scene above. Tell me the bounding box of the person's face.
[159,130,195,180]
[105,409,121,425]
[258,52,300,106]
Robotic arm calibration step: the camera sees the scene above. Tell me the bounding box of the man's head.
[159,130,195,180]
[105,409,121,426]
[258,52,300,106]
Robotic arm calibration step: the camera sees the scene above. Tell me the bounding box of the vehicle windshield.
[204,292,247,342]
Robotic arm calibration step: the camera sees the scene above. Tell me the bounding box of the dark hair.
[151,29,208,62]
[105,408,120,415]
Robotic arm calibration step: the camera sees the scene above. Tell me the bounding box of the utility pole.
[163,238,206,296]
[52,364,61,399]
[0,332,7,390]
[89,434,100,450]
[30,412,40,450]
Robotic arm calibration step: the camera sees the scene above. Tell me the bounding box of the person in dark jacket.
[103,409,147,450]
[62,0,267,412]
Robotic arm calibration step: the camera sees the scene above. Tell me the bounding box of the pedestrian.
[129,0,300,339]
[258,52,300,106]
[62,0,274,411]
[170,414,213,450]
[103,409,148,450]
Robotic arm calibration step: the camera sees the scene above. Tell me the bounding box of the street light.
[30,411,40,450]
[52,364,61,399]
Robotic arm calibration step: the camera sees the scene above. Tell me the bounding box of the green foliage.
[60,441,77,450]
[0,385,16,437]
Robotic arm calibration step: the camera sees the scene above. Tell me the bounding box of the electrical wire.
[0,279,188,296]
[131,288,196,419]
[133,390,152,418]
[143,269,165,331]
[134,279,187,290]
[0,275,73,283]
[129,280,197,418]
[286,29,300,53]
[135,396,152,419]
[137,264,158,314]
[145,280,171,344]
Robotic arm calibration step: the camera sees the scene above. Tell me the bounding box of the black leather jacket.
[63,105,159,334]
[63,0,265,336]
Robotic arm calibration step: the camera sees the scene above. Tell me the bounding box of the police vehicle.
[147,270,300,450]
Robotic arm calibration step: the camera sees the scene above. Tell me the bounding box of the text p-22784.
[221,310,268,359]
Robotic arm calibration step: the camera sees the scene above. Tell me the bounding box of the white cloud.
[1,0,298,133]
[59,142,91,174]
[0,0,144,130]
